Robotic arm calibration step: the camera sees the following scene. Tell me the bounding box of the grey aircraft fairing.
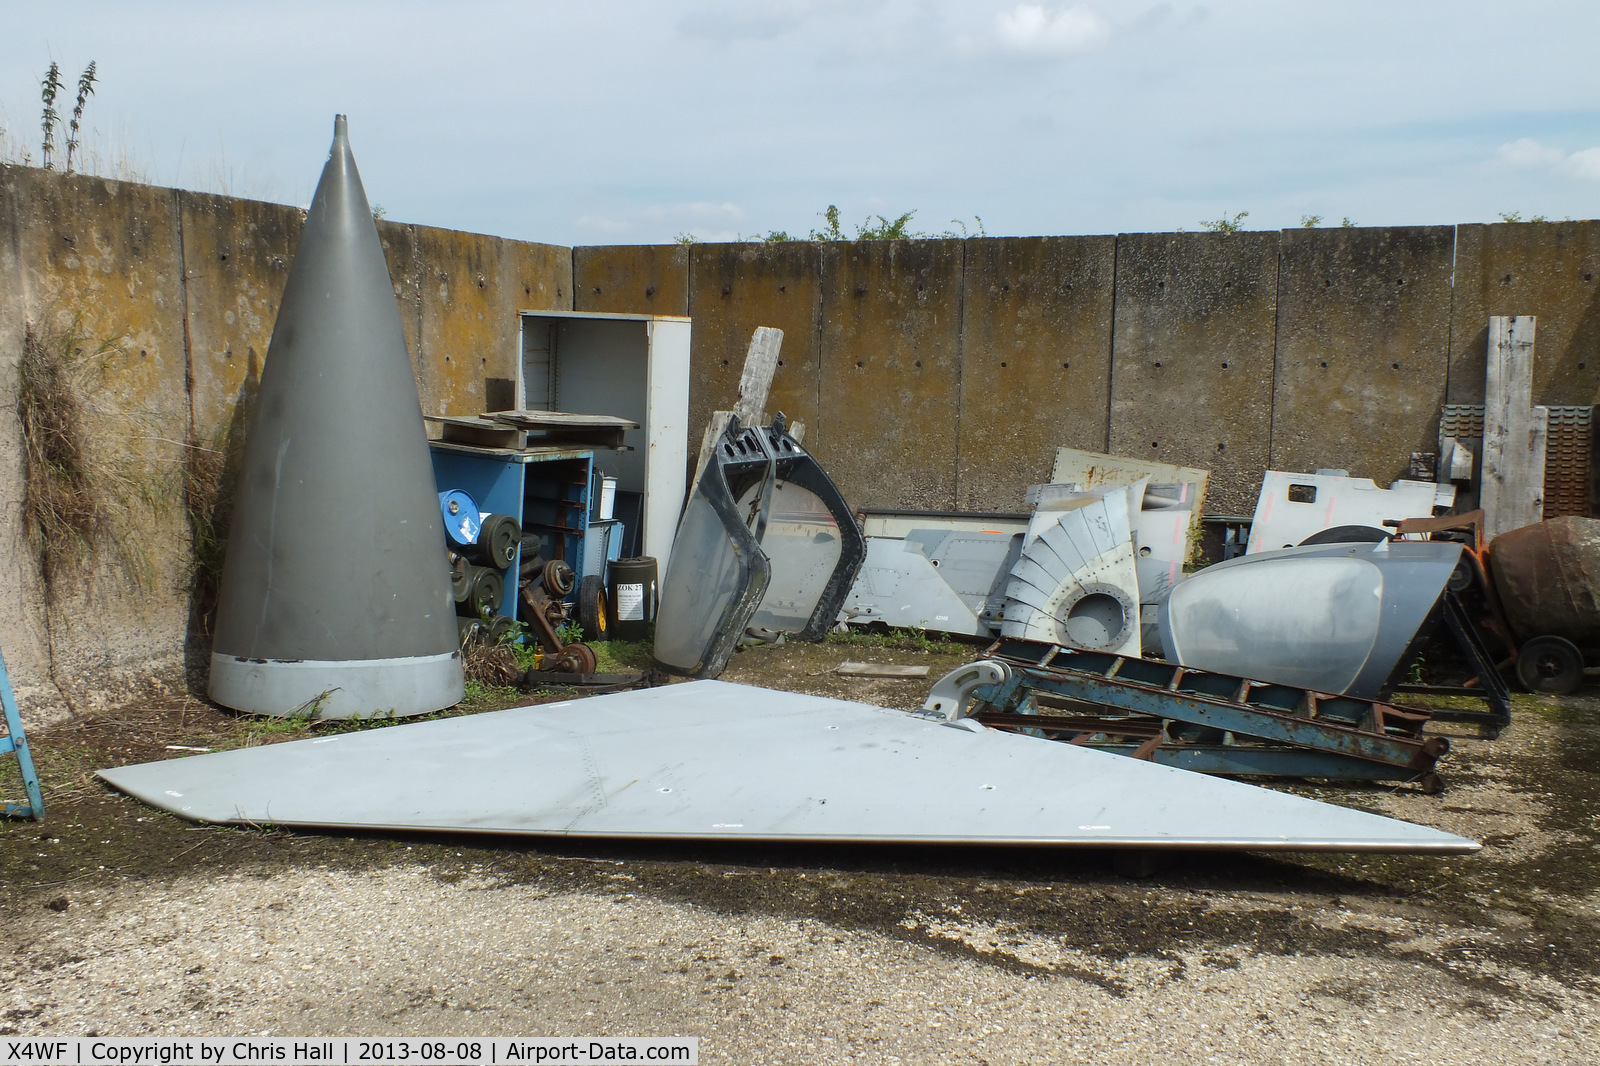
[99,680,1477,854]
[208,116,461,718]
[1160,539,1462,700]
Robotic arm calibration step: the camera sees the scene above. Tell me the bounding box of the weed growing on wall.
[37,62,62,169]
[680,205,988,245]
[64,61,97,174]
[1200,211,1250,233]
[182,438,229,632]
[17,319,167,604]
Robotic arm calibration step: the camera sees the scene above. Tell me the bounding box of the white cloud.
[1496,137,1565,169]
[1563,147,1600,181]
[1496,137,1600,182]
[994,4,1110,56]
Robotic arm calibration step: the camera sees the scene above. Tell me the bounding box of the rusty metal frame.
[948,637,1452,788]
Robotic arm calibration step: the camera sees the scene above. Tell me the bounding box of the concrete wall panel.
[817,239,964,510]
[0,166,58,720]
[1109,232,1280,515]
[1271,226,1455,483]
[956,235,1115,511]
[179,191,302,441]
[3,168,192,717]
[573,244,689,316]
[685,242,821,446]
[1451,221,1600,406]
[414,226,518,415]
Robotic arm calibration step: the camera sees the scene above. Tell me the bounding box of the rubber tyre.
[1298,525,1391,546]
[1515,635,1585,695]
[577,574,610,642]
[477,513,521,569]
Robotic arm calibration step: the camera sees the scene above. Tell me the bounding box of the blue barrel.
[439,490,482,549]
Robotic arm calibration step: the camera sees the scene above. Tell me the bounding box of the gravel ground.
[2,635,1598,1062]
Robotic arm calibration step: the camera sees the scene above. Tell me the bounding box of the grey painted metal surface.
[1245,471,1451,554]
[209,116,461,718]
[656,418,862,677]
[1161,540,1461,701]
[1001,487,1143,656]
[842,530,1022,636]
[98,680,1477,853]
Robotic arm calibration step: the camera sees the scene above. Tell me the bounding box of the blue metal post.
[0,645,44,820]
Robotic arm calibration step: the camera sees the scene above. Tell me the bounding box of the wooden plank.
[488,410,639,430]
[690,327,785,492]
[836,662,930,679]
[425,415,526,449]
[732,326,784,425]
[1481,315,1546,538]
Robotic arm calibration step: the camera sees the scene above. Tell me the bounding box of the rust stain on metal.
[1109,231,1279,515]
[817,239,963,510]
[1450,221,1600,407]
[1271,226,1454,485]
[686,242,821,449]
[573,244,689,316]
[957,235,1115,511]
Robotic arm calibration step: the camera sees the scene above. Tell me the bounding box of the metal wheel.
[543,559,576,597]
[577,574,610,641]
[1515,635,1585,695]
[551,643,598,674]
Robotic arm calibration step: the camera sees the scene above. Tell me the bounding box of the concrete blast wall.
[579,223,1600,517]
[0,166,569,727]
[4,161,1599,726]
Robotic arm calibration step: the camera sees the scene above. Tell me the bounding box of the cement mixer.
[1487,516,1600,695]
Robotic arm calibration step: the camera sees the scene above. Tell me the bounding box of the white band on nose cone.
[208,651,464,719]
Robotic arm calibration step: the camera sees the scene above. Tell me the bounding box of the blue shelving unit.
[429,442,594,623]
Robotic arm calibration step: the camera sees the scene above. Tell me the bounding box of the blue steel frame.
[1,644,44,820]
[429,442,594,624]
[972,637,1449,785]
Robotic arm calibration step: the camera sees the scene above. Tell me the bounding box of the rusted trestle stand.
[944,638,1458,791]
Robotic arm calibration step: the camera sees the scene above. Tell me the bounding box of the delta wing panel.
[99,680,1479,853]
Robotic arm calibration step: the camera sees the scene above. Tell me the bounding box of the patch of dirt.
[2,636,1599,1049]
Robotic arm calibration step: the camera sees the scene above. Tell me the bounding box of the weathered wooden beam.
[1481,315,1546,539]
[690,326,784,492]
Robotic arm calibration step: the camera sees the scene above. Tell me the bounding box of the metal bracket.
[923,660,1011,721]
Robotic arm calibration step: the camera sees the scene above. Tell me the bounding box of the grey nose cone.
[208,115,463,718]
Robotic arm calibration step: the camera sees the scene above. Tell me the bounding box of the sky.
[2,1,1597,246]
